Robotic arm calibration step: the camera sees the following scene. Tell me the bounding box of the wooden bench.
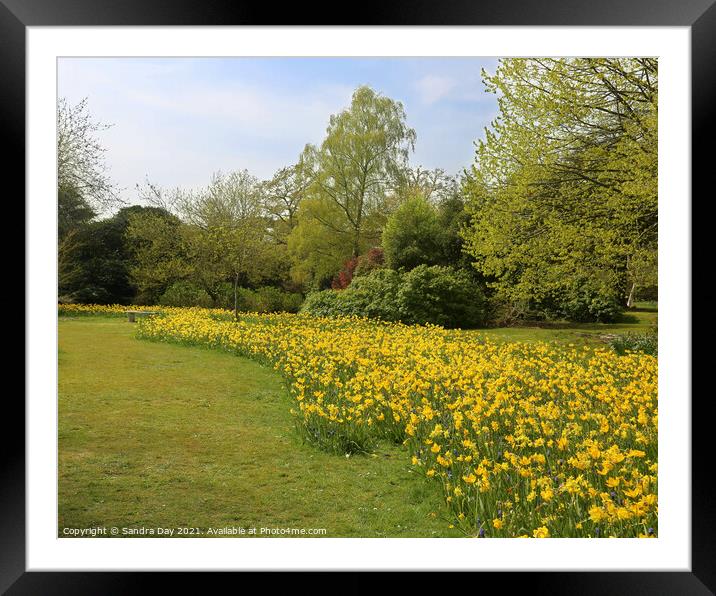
[126,310,160,323]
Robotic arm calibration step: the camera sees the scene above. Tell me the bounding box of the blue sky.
[58,57,500,205]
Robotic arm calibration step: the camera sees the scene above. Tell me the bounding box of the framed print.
[7,0,710,592]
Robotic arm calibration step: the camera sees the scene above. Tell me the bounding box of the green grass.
[58,317,459,537]
[472,306,657,346]
[58,305,657,537]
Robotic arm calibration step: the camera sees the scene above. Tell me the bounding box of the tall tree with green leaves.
[462,58,657,320]
[289,86,416,286]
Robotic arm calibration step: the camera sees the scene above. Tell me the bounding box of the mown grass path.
[58,317,458,537]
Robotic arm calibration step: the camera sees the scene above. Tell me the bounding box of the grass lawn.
[58,317,460,537]
[474,304,657,345]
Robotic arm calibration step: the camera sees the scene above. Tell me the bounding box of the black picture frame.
[7,0,709,592]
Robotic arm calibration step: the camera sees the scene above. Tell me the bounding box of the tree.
[626,248,658,306]
[394,166,457,205]
[436,192,472,270]
[190,223,274,319]
[175,169,263,229]
[262,162,311,245]
[58,183,96,297]
[57,97,120,211]
[382,195,444,270]
[126,207,189,304]
[289,86,416,285]
[58,183,95,240]
[462,58,657,320]
[61,206,164,304]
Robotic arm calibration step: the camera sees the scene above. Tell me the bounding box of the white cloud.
[415,75,457,105]
[124,82,353,144]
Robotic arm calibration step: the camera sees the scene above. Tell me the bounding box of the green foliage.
[436,193,472,270]
[289,85,416,285]
[58,184,97,294]
[299,289,349,318]
[353,247,386,277]
[159,281,214,308]
[397,265,486,328]
[58,183,96,240]
[609,329,658,356]
[262,162,311,245]
[125,207,189,304]
[302,266,485,328]
[553,280,623,323]
[214,284,303,313]
[341,269,403,321]
[61,205,165,304]
[463,58,658,323]
[382,195,444,270]
[302,269,403,321]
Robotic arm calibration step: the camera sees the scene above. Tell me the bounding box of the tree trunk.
[626,282,636,308]
[234,272,239,321]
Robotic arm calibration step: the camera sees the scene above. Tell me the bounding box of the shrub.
[302,266,486,328]
[68,285,114,305]
[331,257,359,290]
[341,269,402,321]
[558,286,623,323]
[159,281,214,308]
[609,329,658,356]
[300,289,349,318]
[302,270,402,321]
[214,284,303,313]
[280,292,304,313]
[483,296,537,327]
[538,278,623,323]
[353,247,385,277]
[398,265,487,328]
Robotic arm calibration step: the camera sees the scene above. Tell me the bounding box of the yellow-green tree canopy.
[463,58,657,316]
[289,86,416,287]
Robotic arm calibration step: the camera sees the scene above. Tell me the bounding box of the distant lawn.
[58,317,459,537]
[473,305,657,346]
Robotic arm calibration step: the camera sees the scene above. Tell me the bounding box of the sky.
[58,57,500,206]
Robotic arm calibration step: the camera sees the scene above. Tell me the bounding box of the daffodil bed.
[60,304,658,538]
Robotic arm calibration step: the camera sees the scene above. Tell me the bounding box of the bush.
[398,265,486,328]
[213,283,303,313]
[65,286,114,305]
[635,285,658,302]
[341,269,402,321]
[280,292,304,313]
[353,247,385,277]
[537,278,623,323]
[302,266,486,328]
[159,281,214,308]
[558,285,623,323]
[300,289,349,318]
[609,330,658,356]
[331,257,359,290]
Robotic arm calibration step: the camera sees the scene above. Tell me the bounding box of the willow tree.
[463,58,657,319]
[288,86,416,286]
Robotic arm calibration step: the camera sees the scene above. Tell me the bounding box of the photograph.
[56,55,659,540]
